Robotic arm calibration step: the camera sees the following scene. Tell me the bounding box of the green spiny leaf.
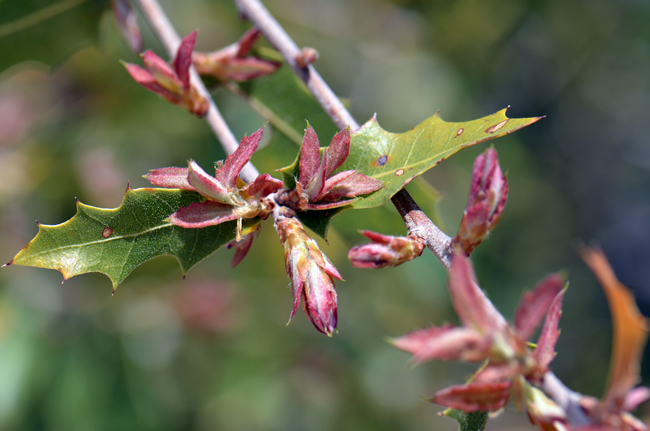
[280,108,540,238]
[443,409,489,431]
[341,108,540,209]
[7,187,257,289]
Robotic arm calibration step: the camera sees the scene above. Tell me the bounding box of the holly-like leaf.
[279,109,540,238]
[338,109,541,209]
[6,187,258,289]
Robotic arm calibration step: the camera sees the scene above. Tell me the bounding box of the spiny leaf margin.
[281,108,541,238]
[7,187,258,288]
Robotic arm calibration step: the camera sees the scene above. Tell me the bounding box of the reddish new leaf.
[143,50,183,92]
[173,30,197,89]
[431,381,512,412]
[391,325,488,363]
[325,128,351,177]
[299,126,320,187]
[318,171,383,202]
[533,289,565,370]
[219,127,265,189]
[144,167,193,190]
[168,201,238,228]
[448,252,507,333]
[245,173,283,199]
[187,160,234,204]
[515,274,565,341]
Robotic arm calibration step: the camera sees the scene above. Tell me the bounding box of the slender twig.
[136,0,259,184]
[390,189,453,271]
[234,0,598,426]
[235,0,454,266]
[235,0,358,131]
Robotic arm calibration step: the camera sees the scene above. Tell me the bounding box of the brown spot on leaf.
[455,128,464,137]
[373,155,391,167]
[102,227,114,238]
[395,169,405,176]
[486,119,509,134]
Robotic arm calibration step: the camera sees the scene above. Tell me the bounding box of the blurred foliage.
[0,0,649,430]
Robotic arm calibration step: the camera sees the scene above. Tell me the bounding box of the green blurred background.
[0,0,649,429]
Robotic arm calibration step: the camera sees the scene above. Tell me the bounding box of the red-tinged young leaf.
[305,151,328,199]
[318,171,383,202]
[348,231,424,269]
[123,63,177,99]
[227,228,257,268]
[144,167,193,190]
[234,28,260,58]
[580,246,650,410]
[431,381,512,412]
[448,252,507,333]
[245,173,283,199]
[515,274,565,341]
[303,198,360,211]
[474,363,522,383]
[112,0,142,53]
[391,325,488,363]
[142,50,183,92]
[173,30,198,89]
[533,289,565,370]
[299,126,320,187]
[168,201,238,228]
[219,127,265,189]
[326,128,351,177]
[188,160,236,205]
[221,58,282,81]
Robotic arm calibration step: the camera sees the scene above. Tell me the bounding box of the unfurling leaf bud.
[274,208,341,336]
[122,31,209,117]
[192,28,281,82]
[348,231,424,269]
[453,147,508,255]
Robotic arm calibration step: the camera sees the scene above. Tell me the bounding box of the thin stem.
[235,0,358,131]
[136,0,260,184]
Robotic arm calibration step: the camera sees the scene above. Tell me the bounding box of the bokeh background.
[1,0,649,429]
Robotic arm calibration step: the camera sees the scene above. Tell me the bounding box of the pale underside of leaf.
[8,188,257,289]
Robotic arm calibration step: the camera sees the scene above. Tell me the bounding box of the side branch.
[136,0,259,183]
[236,0,455,267]
[390,190,453,271]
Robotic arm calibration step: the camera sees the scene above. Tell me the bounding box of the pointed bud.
[453,147,508,255]
[348,231,424,269]
[122,32,209,117]
[274,209,341,336]
[187,160,242,205]
[192,28,281,82]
